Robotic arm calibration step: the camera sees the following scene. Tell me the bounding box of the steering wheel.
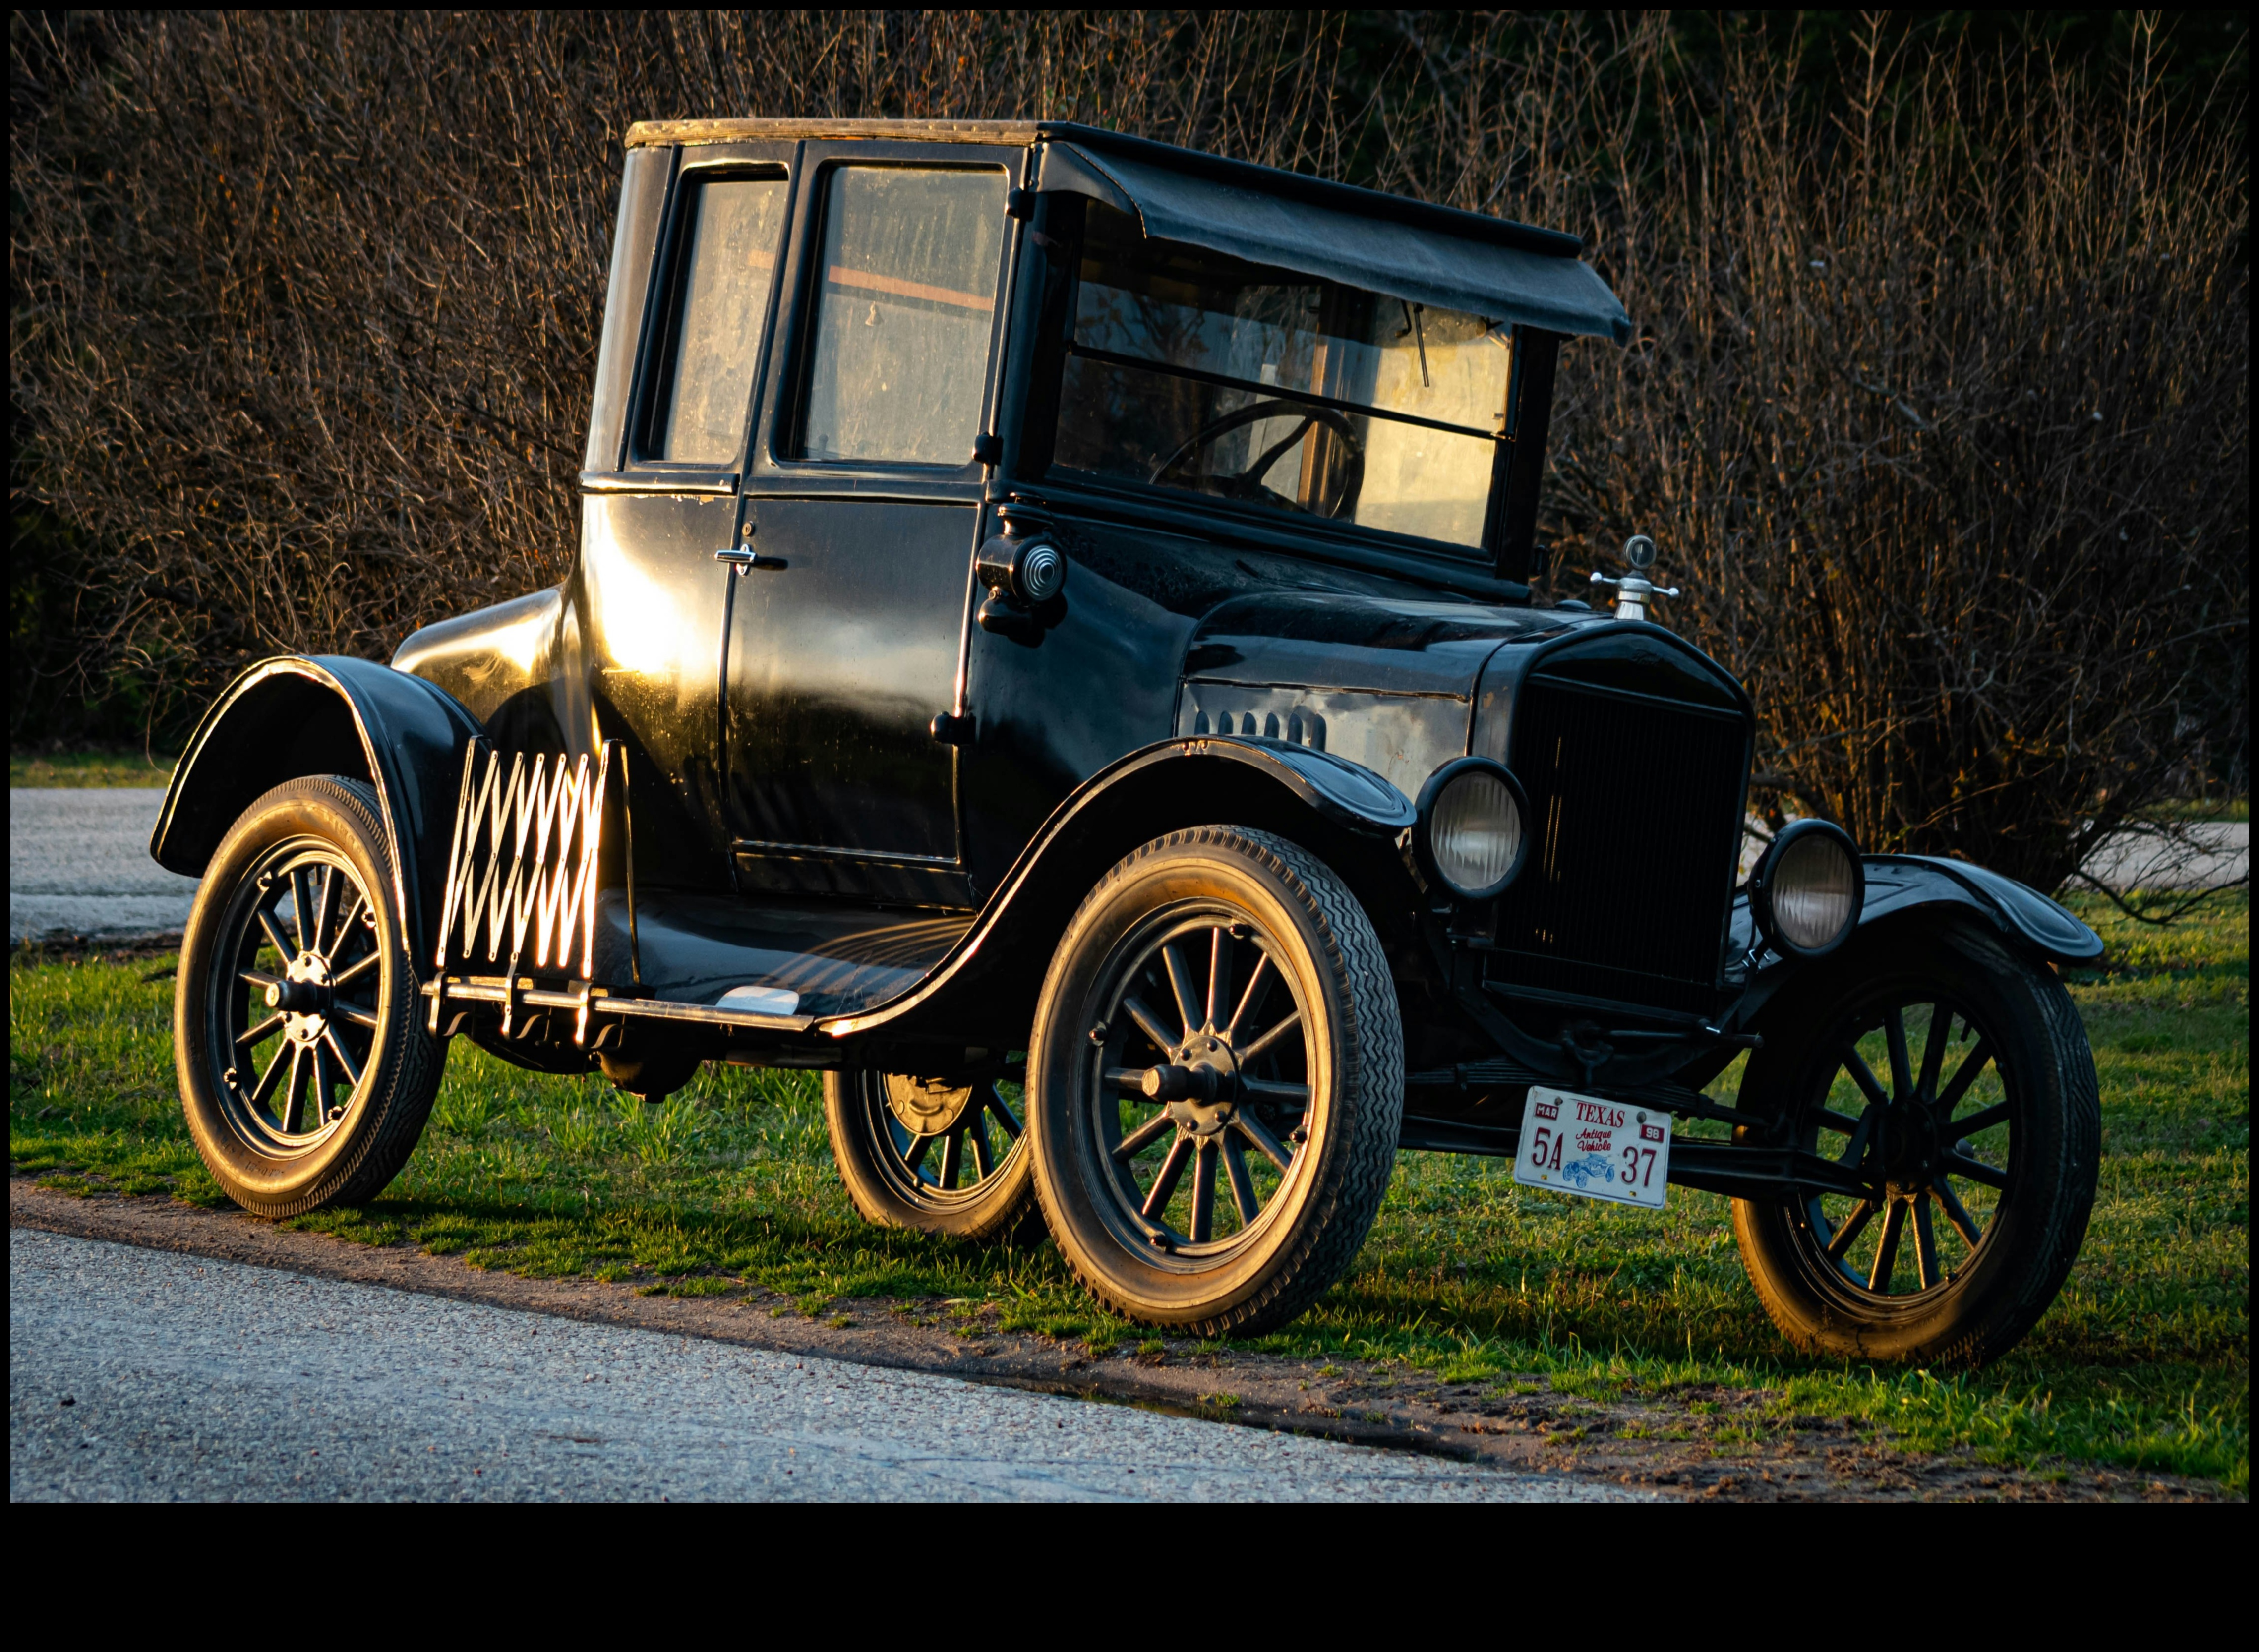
[1149,399,1366,520]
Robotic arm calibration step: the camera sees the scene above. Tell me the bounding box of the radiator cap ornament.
[1590,534,1680,625]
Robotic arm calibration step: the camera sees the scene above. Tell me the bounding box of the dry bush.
[10,11,2248,894]
[1554,22,2248,891]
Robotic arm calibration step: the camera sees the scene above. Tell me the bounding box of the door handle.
[713,546,787,570]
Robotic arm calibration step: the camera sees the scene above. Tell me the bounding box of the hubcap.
[275,953,335,1043]
[885,1074,976,1136]
[1146,1033,1243,1139]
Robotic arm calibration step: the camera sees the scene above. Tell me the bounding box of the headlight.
[1416,759,1530,901]
[1751,819,1863,957]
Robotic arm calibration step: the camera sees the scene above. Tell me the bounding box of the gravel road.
[9,1229,1626,1502]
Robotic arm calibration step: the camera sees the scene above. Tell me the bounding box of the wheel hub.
[1147,1034,1241,1139]
[273,953,333,1045]
[1877,1099,1940,1197]
[885,1073,975,1135]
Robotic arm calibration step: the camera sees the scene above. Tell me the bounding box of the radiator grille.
[1488,676,1748,1012]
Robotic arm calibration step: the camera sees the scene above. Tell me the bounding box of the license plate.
[1512,1086,1671,1209]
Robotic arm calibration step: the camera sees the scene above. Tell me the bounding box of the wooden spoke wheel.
[219,845,385,1146]
[823,1066,1036,1242]
[1087,910,1311,1257]
[1027,827,1401,1337]
[1732,924,2099,1366]
[1793,994,2012,1298]
[176,777,445,1217]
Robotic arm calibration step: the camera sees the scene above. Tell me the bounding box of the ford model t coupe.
[156,119,2105,1365]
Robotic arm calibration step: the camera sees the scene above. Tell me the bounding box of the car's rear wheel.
[823,1066,1036,1242]
[1731,923,2099,1366]
[1026,827,1402,1337]
[175,776,446,1217]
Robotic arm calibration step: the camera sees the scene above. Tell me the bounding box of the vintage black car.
[155,118,2105,1365]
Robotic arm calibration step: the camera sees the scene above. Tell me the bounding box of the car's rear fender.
[151,656,484,962]
[825,736,1422,1046]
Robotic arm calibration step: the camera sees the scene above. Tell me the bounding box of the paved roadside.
[2078,821,2249,892]
[12,1179,2225,1501]
[9,788,196,944]
[9,1228,1624,1503]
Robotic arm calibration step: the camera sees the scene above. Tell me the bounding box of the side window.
[796,166,1006,465]
[648,173,788,464]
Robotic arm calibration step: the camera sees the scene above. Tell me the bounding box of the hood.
[1173,591,1612,804]
[1182,591,1599,701]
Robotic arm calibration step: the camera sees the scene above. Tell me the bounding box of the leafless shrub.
[1508,17,2248,892]
[10,12,2247,895]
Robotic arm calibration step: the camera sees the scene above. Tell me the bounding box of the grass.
[10,750,178,788]
[9,892,2246,1491]
[2141,798,2250,823]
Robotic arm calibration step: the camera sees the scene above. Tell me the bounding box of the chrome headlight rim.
[1750,818,1865,959]
[1414,757,1531,902]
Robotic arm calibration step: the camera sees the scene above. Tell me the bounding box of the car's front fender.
[1710,852,2104,1061]
[1856,855,2104,965]
[152,656,484,962]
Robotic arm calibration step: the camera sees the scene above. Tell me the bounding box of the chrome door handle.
[713,546,786,570]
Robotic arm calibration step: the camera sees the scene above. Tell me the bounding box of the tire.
[1731,921,2099,1366]
[1026,826,1403,1337]
[174,776,447,1217]
[823,1068,1037,1242]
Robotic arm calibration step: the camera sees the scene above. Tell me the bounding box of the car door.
[724,146,1019,908]
[578,142,792,885]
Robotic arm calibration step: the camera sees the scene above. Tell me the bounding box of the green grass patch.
[10,891,2245,1490]
[9,749,178,788]
[2140,797,2249,823]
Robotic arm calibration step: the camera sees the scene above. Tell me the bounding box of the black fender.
[1856,855,2104,965]
[1715,852,2105,1060]
[151,655,484,962]
[824,734,1419,1047]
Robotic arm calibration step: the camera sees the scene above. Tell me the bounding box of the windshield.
[1053,204,1512,551]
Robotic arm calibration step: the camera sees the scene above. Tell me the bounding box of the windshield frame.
[1021,195,1539,577]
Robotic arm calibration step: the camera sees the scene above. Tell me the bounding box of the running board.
[422,974,816,1042]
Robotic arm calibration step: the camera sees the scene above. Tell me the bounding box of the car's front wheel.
[1026,827,1403,1337]
[1731,922,2099,1366]
[175,776,446,1217]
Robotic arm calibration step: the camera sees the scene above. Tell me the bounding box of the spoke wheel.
[1790,993,2011,1300]
[1027,827,1401,1338]
[211,844,385,1151]
[1087,910,1311,1260]
[823,1066,1037,1242]
[1731,922,2099,1367]
[176,776,446,1217]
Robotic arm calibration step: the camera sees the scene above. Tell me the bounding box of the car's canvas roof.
[625,118,1630,344]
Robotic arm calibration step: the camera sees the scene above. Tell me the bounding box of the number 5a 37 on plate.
[1513,1087,1671,1210]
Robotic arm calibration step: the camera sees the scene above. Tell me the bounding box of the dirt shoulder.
[8,1175,2226,1502]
